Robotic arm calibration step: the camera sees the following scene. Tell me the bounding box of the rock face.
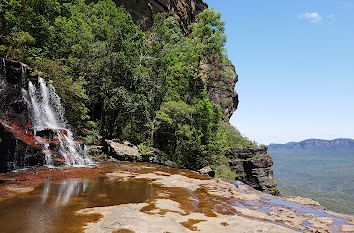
[0,59,43,172]
[146,147,180,168]
[108,0,208,34]
[226,146,280,196]
[203,59,239,119]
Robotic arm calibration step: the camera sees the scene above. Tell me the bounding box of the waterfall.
[0,58,6,94]
[21,75,93,167]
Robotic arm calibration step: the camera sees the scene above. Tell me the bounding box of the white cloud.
[298,12,323,24]
[328,14,334,19]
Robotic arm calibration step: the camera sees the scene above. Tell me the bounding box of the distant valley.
[269,138,354,214]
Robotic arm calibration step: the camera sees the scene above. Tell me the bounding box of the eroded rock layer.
[226,146,280,196]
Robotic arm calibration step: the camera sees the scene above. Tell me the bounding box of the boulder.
[104,139,141,162]
[199,166,215,177]
[145,147,179,168]
[102,140,179,168]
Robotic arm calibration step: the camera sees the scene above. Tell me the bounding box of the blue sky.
[204,0,354,144]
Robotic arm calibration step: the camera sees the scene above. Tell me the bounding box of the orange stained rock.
[180,219,207,231]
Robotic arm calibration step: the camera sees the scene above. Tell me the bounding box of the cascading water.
[0,58,7,94]
[0,59,93,171]
[21,75,93,167]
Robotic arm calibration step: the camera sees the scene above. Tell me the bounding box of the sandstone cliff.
[226,146,280,196]
[201,58,239,119]
[109,0,208,34]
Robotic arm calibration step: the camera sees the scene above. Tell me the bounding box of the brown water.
[0,177,158,233]
[0,163,352,233]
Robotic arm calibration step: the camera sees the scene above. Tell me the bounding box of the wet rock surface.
[226,146,280,196]
[0,162,353,233]
[0,59,42,172]
[0,58,92,171]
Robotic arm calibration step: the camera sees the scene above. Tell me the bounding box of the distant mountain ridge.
[269,138,354,149]
[268,138,354,214]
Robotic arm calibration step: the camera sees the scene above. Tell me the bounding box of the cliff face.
[226,146,280,196]
[202,59,239,119]
[108,0,208,34]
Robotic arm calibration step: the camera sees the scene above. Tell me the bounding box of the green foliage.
[269,146,354,194]
[281,186,354,215]
[85,121,98,131]
[138,143,153,157]
[83,135,94,145]
[220,122,258,148]
[189,8,226,61]
[1,2,256,173]
[213,159,239,180]
[270,145,354,214]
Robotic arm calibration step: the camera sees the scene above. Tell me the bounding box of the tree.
[189,8,227,61]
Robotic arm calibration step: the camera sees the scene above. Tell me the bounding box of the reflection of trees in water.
[21,178,91,233]
[41,178,89,205]
[0,177,156,232]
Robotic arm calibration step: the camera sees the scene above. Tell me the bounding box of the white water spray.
[0,58,7,93]
[22,76,93,167]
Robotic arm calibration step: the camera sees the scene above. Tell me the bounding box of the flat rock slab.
[77,163,354,233]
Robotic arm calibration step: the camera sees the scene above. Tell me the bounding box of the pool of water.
[0,177,159,233]
[0,163,352,233]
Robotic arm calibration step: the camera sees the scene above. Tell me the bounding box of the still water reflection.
[0,177,157,233]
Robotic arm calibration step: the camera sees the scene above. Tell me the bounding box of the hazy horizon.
[204,0,354,144]
[268,137,354,145]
